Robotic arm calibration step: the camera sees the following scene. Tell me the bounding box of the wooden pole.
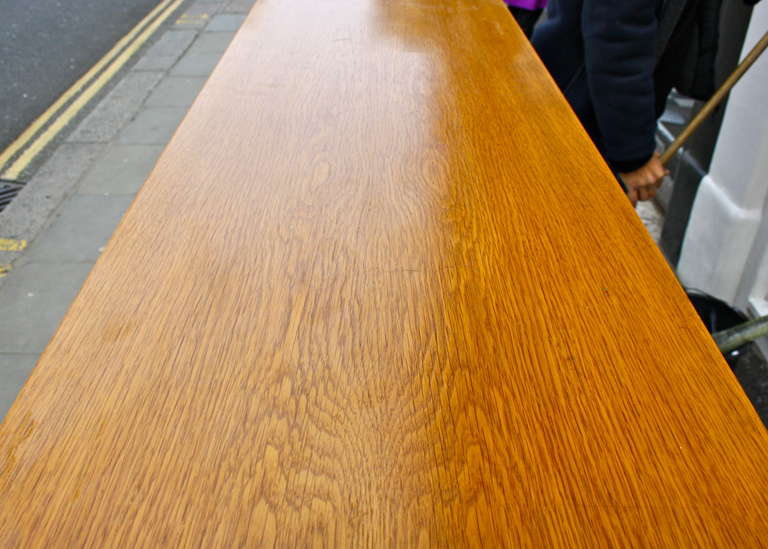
[660,30,768,165]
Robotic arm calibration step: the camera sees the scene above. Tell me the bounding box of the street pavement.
[0,0,160,152]
[0,0,255,418]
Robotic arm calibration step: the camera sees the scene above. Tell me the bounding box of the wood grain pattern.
[2,0,768,545]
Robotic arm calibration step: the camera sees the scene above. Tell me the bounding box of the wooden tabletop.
[2,0,768,545]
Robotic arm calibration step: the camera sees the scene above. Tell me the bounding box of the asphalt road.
[0,0,160,154]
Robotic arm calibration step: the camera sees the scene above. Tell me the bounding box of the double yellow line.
[0,0,185,180]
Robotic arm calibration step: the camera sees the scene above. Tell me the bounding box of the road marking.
[176,14,210,25]
[0,238,27,251]
[0,265,10,278]
[0,0,184,179]
[0,0,175,171]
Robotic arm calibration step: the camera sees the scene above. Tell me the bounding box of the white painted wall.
[678,4,768,316]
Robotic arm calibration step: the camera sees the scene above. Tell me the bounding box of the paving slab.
[25,194,135,263]
[133,30,197,72]
[206,13,246,32]
[0,261,93,354]
[117,107,187,144]
[68,71,164,143]
[78,144,164,195]
[145,76,207,108]
[188,31,235,54]
[0,354,39,420]
[186,0,225,15]
[222,0,258,13]
[170,51,222,76]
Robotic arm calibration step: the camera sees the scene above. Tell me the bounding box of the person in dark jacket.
[532,0,668,204]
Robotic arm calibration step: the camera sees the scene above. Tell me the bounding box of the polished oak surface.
[2,0,768,545]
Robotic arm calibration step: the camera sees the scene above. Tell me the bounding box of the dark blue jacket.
[533,0,664,172]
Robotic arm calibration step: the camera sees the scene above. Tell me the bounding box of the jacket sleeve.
[581,0,658,172]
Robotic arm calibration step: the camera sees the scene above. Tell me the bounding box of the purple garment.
[505,0,547,10]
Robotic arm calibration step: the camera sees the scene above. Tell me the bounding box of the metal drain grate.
[0,179,25,213]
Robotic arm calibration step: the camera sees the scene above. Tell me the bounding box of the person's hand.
[619,152,669,206]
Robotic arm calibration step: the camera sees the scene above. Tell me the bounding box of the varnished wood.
[2,0,768,545]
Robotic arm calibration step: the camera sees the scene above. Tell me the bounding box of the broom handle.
[660,30,768,166]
